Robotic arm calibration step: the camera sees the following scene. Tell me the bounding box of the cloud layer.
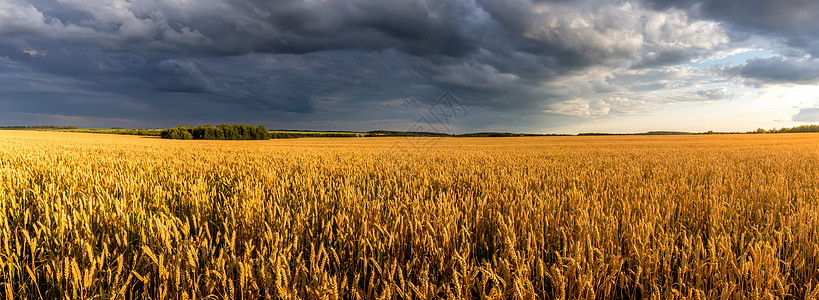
[1,0,818,131]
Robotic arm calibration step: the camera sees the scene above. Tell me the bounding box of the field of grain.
[1,130,819,299]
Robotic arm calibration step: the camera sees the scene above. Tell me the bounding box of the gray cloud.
[0,0,814,131]
[153,59,220,93]
[644,0,819,56]
[730,57,819,85]
[544,96,656,118]
[792,107,819,122]
[667,87,730,102]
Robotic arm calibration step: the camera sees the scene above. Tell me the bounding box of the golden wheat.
[1,130,819,299]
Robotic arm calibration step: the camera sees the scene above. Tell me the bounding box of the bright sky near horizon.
[2,0,819,133]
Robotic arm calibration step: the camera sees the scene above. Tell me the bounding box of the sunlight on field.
[2,130,819,298]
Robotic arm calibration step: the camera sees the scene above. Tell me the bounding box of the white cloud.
[517,2,728,67]
[523,3,644,63]
[666,87,731,102]
[0,0,96,38]
[20,48,45,57]
[544,98,602,117]
[0,0,50,35]
[545,96,654,118]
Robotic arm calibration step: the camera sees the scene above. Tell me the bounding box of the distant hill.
[578,131,695,136]
[366,130,568,137]
[366,130,451,137]
[580,126,819,135]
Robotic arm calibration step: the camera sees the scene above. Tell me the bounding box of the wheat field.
[1,130,819,299]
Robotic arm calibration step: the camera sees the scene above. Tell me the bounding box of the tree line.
[65,128,162,136]
[750,124,819,134]
[269,131,362,138]
[366,130,563,137]
[160,124,270,140]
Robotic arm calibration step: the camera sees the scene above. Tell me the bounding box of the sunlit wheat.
[1,130,819,299]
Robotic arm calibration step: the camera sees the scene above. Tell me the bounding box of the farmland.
[1,130,819,299]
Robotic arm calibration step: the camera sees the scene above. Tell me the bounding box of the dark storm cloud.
[646,0,819,33]
[0,0,812,130]
[729,57,819,85]
[16,0,488,57]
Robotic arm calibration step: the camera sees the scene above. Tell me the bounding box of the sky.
[2,0,819,134]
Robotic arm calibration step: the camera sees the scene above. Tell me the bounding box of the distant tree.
[203,124,216,140]
[161,124,270,140]
[255,126,268,139]
[180,130,193,140]
[163,127,193,140]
